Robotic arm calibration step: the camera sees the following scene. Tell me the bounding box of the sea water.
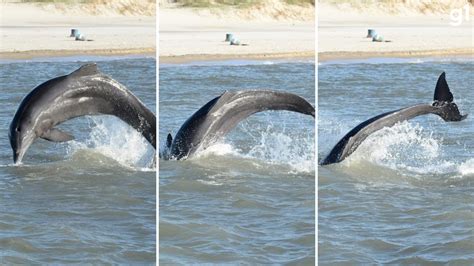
[159,60,315,264]
[0,57,156,264]
[318,58,473,264]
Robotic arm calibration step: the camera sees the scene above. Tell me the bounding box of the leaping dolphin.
[162,90,315,160]
[9,63,156,164]
[321,72,467,165]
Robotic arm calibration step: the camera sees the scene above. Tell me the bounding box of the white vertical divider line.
[156,0,160,264]
[315,1,319,264]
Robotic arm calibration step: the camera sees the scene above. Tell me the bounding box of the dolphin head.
[9,120,36,164]
[433,101,468,122]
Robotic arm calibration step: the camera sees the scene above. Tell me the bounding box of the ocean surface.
[0,57,156,264]
[318,58,473,264]
[159,60,315,264]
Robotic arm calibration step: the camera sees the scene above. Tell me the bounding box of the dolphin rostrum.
[162,90,315,160]
[321,72,467,165]
[9,63,156,164]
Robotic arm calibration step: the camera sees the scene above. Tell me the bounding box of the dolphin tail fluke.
[433,72,453,103]
[432,72,467,122]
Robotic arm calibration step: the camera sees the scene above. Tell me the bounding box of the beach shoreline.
[0,48,156,60]
[160,51,314,64]
[319,48,474,62]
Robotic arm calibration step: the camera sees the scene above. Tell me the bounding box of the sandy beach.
[159,3,315,63]
[2,1,472,61]
[0,1,155,59]
[319,3,473,61]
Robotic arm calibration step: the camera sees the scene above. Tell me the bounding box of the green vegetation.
[19,0,314,6]
[20,0,103,3]
[175,0,314,8]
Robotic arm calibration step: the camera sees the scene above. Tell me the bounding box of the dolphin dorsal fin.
[70,63,100,77]
[433,72,453,103]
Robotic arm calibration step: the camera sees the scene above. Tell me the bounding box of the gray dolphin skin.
[162,90,315,160]
[9,63,156,164]
[321,72,467,165]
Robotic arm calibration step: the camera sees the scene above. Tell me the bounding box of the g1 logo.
[450,4,470,26]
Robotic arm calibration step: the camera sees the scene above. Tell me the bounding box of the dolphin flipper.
[166,133,173,149]
[41,128,75,142]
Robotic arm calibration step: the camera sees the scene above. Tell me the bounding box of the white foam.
[67,117,155,171]
[245,130,315,173]
[458,159,474,176]
[190,120,315,174]
[347,121,455,175]
[196,142,240,158]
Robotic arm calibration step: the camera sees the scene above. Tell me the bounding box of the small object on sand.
[372,34,384,42]
[229,37,249,46]
[230,38,241,45]
[70,29,80,37]
[366,29,376,38]
[75,34,86,41]
[225,33,234,42]
[75,34,93,42]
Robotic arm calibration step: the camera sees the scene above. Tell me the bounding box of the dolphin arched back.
[168,90,315,160]
[9,63,156,163]
[321,72,467,165]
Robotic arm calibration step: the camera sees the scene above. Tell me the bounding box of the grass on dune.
[19,0,154,3]
[175,0,315,8]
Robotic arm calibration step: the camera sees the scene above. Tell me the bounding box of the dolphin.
[162,90,315,160]
[321,72,467,165]
[9,63,156,164]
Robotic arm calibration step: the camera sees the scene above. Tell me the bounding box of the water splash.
[67,117,155,171]
[244,129,315,173]
[195,119,315,174]
[458,159,474,177]
[196,143,240,158]
[347,121,458,175]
